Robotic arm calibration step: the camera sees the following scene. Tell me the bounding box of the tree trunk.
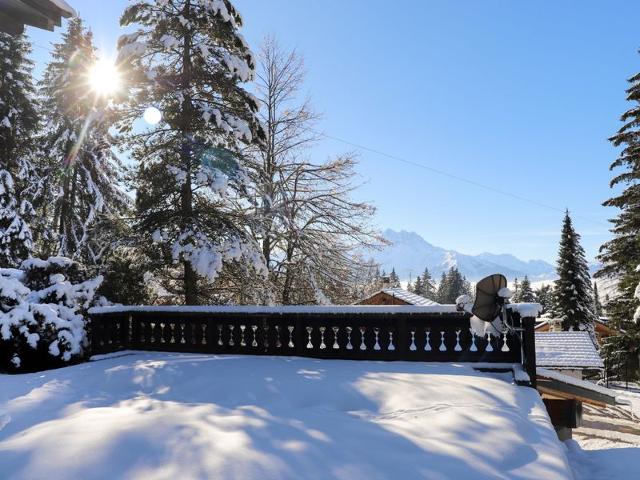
[180,0,197,305]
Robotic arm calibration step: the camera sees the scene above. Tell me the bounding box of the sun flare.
[88,59,121,97]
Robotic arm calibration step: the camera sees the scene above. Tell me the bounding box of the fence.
[89,306,537,386]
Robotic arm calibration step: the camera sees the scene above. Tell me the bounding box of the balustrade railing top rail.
[89,305,537,387]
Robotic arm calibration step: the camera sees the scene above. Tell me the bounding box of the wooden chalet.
[535,317,616,346]
[0,0,74,35]
[357,287,440,306]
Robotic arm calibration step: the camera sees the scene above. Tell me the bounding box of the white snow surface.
[564,385,640,479]
[535,331,603,369]
[90,304,460,315]
[0,353,572,479]
[508,302,542,318]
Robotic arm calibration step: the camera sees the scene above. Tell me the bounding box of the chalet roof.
[0,0,75,35]
[535,331,604,370]
[379,287,441,306]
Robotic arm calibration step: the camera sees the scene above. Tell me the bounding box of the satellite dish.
[472,274,508,322]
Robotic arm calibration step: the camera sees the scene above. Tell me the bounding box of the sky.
[26,1,640,263]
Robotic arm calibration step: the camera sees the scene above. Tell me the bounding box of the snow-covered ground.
[565,385,640,479]
[0,352,572,479]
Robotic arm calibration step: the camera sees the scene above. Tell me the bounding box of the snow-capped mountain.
[372,229,557,282]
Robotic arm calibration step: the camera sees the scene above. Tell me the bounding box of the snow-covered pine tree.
[436,271,448,304]
[413,276,424,296]
[512,278,520,302]
[39,18,128,269]
[552,211,596,333]
[388,268,400,288]
[593,281,603,318]
[117,0,266,304]
[0,256,102,371]
[596,57,640,376]
[421,267,436,300]
[517,276,535,303]
[0,33,38,268]
[534,284,553,315]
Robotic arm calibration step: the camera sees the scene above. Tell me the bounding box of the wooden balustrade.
[89,307,536,384]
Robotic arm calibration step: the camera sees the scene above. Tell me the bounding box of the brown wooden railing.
[89,307,537,386]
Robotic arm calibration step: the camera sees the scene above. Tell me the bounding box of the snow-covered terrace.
[0,352,573,479]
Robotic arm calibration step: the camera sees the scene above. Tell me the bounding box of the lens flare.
[143,106,162,125]
[89,59,121,96]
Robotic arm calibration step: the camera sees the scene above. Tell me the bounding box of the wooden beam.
[537,384,609,408]
[0,9,24,34]
[0,0,56,31]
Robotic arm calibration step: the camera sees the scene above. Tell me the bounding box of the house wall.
[547,368,583,380]
[357,292,411,306]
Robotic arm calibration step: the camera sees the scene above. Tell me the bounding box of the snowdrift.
[0,353,572,479]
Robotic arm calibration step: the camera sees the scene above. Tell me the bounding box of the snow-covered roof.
[0,352,573,478]
[535,331,604,370]
[379,287,441,306]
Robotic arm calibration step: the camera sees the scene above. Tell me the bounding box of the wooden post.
[522,316,537,388]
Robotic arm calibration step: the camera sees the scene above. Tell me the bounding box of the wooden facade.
[535,318,616,346]
[358,291,413,306]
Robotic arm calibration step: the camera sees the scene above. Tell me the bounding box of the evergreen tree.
[436,271,448,303]
[534,284,554,316]
[421,267,436,300]
[39,18,128,268]
[388,268,400,288]
[0,33,38,267]
[435,267,471,304]
[518,276,535,303]
[593,281,603,318]
[512,278,520,302]
[596,60,640,372]
[552,211,596,333]
[413,276,424,296]
[117,0,266,304]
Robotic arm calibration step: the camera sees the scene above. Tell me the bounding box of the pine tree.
[421,267,436,300]
[518,276,535,302]
[39,18,128,268]
[0,33,38,267]
[593,281,603,318]
[117,0,266,304]
[413,276,424,296]
[534,284,554,315]
[435,267,471,304]
[552,211,596,333]
[388,268,400,288]
[512,278,520,302]
[596,61,640,370]
[436,271,448,303]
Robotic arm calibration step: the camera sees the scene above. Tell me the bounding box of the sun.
[88,59,121,97]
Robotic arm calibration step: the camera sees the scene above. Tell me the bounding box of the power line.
[312,129,610,229]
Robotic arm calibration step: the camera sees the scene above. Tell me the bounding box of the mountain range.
[371,229,558,282]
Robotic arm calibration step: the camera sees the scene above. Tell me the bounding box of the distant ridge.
[371,229,558,282]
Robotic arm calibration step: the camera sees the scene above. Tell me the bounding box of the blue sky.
[26,1,640,263]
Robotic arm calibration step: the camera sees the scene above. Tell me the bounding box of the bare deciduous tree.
[241,36,385,304]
